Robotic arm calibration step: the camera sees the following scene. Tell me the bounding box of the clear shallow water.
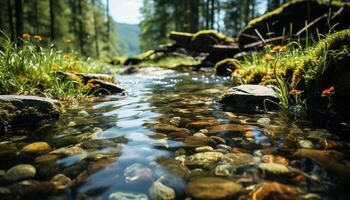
[0,70,350,199]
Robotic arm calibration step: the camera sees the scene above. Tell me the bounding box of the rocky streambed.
[0,68,349,200]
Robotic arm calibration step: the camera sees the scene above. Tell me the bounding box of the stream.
[0,69,349,200]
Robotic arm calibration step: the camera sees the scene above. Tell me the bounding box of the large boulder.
[220,85,278,112]
[238,0,350,48]
[0,95,61,127]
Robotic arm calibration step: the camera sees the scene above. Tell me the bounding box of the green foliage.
[139,55,200,69]
[0,34,107,101]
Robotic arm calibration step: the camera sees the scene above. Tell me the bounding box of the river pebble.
[6,164,36,181]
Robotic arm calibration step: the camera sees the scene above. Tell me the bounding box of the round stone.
[149,181,176,200]
[186,177,242,200]
[21,142,51,153]
[6,164,36,181]
[51,174,72,190]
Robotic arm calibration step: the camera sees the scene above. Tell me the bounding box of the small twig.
[254,29,266,44]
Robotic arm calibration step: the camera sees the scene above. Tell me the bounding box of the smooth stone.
[109,192,149,200]
[124,163,154,186]
[249,182,299,200]
[81,137,128,149]
[219,84,278,111]
[149,181,176,200]
[210,136,226,144]
[78,110,89,117]
[217,144,231,151]
[297,139,314,149]
[34,154,58,164]
[156,157,190,178]
[186,177,242,200]
[193,133,207,137]
[167,132,190,141]
[320,139,343,149]
[262,154,289,166]
[195,145,214,152]
[221,153,254,167]
[187,119,220,129]
[51,174,72,190]
[22,181,56,197]
[169,117,181,126]
[50,146,86,156]
[183,136,216,148]
[214,164,235,176]
[6,164,36,181]
[258,163,291,175]
[21,142,51,154]
[87,79,125,95]
[208,124,249,134]
[257,118,271,126]
[152,124,190,134]
[185,152,223,168]
[0,170,6,184]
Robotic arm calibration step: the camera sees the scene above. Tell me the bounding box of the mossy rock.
[123,50,155,65]
[0,95,61,127]
[215,59,240,76]
[238,0,350,47]
[293,29,350,119]
[190,30,235,52]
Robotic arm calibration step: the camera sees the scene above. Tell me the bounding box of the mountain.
[115,22,140,56]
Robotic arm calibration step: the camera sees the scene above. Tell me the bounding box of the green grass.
[233,29,350,113]
[0,33,110,101]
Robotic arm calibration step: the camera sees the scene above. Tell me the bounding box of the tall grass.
[0,33,108,101]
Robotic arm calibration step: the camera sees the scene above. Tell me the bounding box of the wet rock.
[185,152,223,168]
[81,136,128,149]
[152,124,190,134]
[221,153,254,167]
[297,139,314,149]
[21,142,51,154]
[193,132,207,137]
[167,132,190,141]
[183,136,216,148]
[150,133,167,139]
[22,181,56,198]
[51,174,72,190]
[210,136,226,144]
[87,79,125,95]
[156,157,190,179]
[186,177,242,200]
[74,72,114,84]
[77,110,89,117]
[149,180,176,200]
[34,154,58,164]
[294,149,350,180]
[169,117,181,126]
[195,146,214,152]
[50,146,86,156]
[208,124,249,134]
[262,154,289,166]
[0,143,18,158]
[249,182,300,200]
[6,164,36,182]
[109,192,149,200]
[124,163,154,187]
[0,95,61,126]
[214,164,235,177]
[187,119,220,129]
[0,187,11,198]
[258,163,292,176]
[257,117,271,126]
[320,139,343,149]
[219,85,278,112]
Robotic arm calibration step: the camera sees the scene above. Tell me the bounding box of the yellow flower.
[34,35,42,41]
[261,75,270,82]
[22,33,30,40]
[271,45,287,52]
[51,64,58,71]
[263,54,274,62]
[290,89,303,95]
[264,44,272,49]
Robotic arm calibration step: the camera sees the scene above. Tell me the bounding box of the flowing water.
[0,69,350,200]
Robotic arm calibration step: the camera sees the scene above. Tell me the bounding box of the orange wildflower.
[263,54,274,62]
[261,75,270,82]
[321,86,335,97]
[290,89,303,95]
[22,33,30,39]
[264,44,272,49]
[271,45,287,52]
[34,35,42,41]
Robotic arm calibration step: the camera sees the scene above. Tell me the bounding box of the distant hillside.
[115,22,140,56]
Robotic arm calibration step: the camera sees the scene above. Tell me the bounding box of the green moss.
[170,31,194,38]
[139,55,200,70]
[193,30,235,43]
[215,58,241,76]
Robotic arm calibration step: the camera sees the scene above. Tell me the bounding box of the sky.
[108,0,143,24]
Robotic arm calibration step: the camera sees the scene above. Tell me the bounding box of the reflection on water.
[0,71,350,199]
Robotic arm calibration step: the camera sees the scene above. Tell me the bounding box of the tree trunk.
[49,0,55,40]
[77,0,84,54]
[106,0,110,50]
[92,0,100,58]
[206,0,210,29]
[210,0,215,29]
[7,0,15,41]
[15,0,23,41]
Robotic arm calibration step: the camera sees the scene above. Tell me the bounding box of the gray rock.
[0,95,61,126]
[185,152,223,168]
[298,139,314,149]
[195,146,214,152]
[219,84,278,112]
[5,164,36,181]
[149,181,176,200]
[88,79,125,95]
[214,164,235,176]
[109,192,149,200]
[51,174,72,190]
[258,163,292,176]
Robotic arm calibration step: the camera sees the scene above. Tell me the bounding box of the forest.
[1,0,350,200]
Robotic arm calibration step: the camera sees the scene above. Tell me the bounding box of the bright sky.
[108,0,143,24]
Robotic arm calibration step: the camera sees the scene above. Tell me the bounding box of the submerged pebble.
[149,180,176,200]
[6,164,36,182]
